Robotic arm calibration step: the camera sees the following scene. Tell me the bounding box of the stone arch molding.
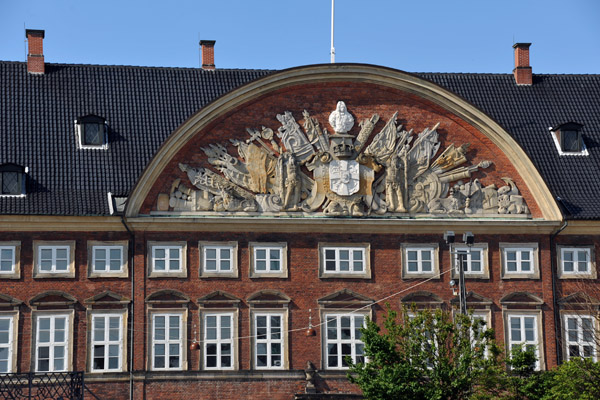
[126,64,561,221]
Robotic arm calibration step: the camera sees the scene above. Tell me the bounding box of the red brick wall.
[0,228,571,399]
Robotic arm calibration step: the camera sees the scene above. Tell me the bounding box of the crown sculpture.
[164,101,529,217]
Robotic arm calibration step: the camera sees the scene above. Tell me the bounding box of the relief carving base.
[157,102,530,219]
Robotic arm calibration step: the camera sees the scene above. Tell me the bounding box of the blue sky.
[2,0,599,73]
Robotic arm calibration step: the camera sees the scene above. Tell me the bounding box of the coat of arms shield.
[329,160,360,196]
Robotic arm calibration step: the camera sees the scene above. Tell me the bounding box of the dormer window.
[75,115,108,149]
[0,164,26,196]
[550,122,587,155]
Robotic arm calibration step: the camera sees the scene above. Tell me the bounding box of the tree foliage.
[348,306,501,400]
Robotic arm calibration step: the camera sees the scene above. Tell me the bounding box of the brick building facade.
[0,31,599,399]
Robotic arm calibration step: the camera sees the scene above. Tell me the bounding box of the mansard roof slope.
[1,61,599,219]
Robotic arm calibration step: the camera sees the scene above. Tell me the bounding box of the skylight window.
[550,122,587,156]
[75,115,108,149]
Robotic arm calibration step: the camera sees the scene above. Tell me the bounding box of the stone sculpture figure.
[282,153,301,210]
[385,151,407,212]
[328,101,354,134]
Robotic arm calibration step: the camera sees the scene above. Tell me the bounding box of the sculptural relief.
[161,101,530,218]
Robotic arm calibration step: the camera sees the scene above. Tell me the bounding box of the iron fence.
[0,372,83,400]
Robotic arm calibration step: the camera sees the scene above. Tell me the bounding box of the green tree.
[348,306,501,400]
[545,358,600,400]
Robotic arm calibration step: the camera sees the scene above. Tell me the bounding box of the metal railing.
[0,372,84,400]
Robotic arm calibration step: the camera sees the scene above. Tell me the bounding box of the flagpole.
[330,0,335,63]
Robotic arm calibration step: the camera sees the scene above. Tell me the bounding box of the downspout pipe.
[120,215,135,400]
[550,212,568,366]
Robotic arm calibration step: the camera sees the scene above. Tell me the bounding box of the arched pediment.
[401,291,444,306]
[450,291,493,307]
[0,293,23,309]
[145,289,190,305]
[247,289,291,306]
[85,290,130,307]
[317,289,374,308]
[558,292,600,309]
[198,290,242,306]
[500,292,544,308]
[29,291,78,308]
[126,64,561,226]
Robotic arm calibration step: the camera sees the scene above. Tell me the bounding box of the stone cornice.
[126,216,561,235]
[0,216,126,232]
[560,220,600,235]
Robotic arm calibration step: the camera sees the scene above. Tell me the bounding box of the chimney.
[26,29,45,75]
[513,43,532,85]
[200,40,216,70]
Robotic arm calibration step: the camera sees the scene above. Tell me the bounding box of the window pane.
[206,259,217,271]
[169,259,180,270]
[206,248,216,259]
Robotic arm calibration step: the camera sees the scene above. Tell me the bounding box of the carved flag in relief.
[329,160,360,196]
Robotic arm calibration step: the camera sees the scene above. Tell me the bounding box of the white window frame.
[558,246,596,279]
[199,241,238,278]
[90,313,124,373]
[252,311,286,369]
[505,312,542,370]
[0,313,17,373]
[500,243,539,279]
[319,243,371,279]
[402,243,439,279]
[563,314,597,361]
[0,242,20,279]
[148,242,187,278]
[249,242,288,278]
[323,313,367,370]
[34,313,72,372]
[151,312,184,371]
[451,244,489,279]
[203,312,235,370]
[33,241,76,278]
[88,241,128,278]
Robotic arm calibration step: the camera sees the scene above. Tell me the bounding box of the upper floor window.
[75,115,108,149]
[33,241,76,279]
[253,312,285,369]
[319,243,370,278]
[90,313,124,372]
[500,243,540,279]
[0,242,20,279]
[564,314,596,361]
[506,313,541,370]
[151,313,183,371]
[324,313,366,369]
[199,241,238,278]
[402,244,440,279]
[0,164,26,196]
[452,244,489,279]
[203,312,235,370]
[558,246,596,279]
[35,313,71,372]
[88,241,128,278]
[550,122,587,156]
[148,242,187,278]
[0,315,15,373]
[249,242,288,278]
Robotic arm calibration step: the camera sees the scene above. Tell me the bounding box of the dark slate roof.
[1,61,599,219]
[416,73,600,220]
[0,62,272,215]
